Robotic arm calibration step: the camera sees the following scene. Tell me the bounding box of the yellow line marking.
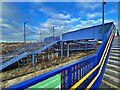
[102,80,120,89]
[109,56,119,59]
[107,63,119,68]
[104,73,120,82]
[106,68,119,74]
[111,50,120,53]
[108,60,120,64]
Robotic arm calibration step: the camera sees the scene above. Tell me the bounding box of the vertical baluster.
[61,71,64,90]
[82,63,85,88]
[64,70,66,89]
[68,67,72,89]
[73,66,74,85]
[76,65,78,83]
[80,63,82,88]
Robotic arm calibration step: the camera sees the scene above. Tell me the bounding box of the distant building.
[43,36,60,43]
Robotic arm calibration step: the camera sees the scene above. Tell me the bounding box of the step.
[109,56,120,61]
[112,46,120,48]
[103,73,120,87]
[110,53,120,57]
[110,52,120,55]
[110,50,120,54]
[112,44,120,48]
[106,64,120,72]
[108,60,120,66]
[111,46,120,49]
[111,47,120,50]
[105,68,120,79]
[102,79,120,89]
[100,82,110,88]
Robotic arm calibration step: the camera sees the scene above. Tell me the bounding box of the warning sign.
[26,74,61,90]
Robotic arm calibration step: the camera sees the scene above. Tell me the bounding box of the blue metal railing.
[90,25,115,88]
[9,54,97,89]
[8,23,115,89]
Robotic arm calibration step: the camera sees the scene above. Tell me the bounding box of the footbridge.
[2,22,119,89]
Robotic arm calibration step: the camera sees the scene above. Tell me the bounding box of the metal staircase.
[100,36,120,89]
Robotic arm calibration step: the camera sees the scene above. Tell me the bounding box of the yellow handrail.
[70,29,115,90]
[86,30,115,89]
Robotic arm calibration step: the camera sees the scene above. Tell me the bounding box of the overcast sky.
[1,1,118,42]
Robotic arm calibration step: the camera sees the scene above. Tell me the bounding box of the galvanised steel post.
[40,32,42,42]
[52,26,57,59]
[53,26,55,41]
[118,1,120,36]
[24,22,26,46]
[53,26,57,41]
[32,53,34,66]
[67,42,70,57]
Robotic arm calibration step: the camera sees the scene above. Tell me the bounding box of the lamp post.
[52,26,57,59]
[40,32,42,42]
[53,26,57,41]
[53,26,55,41]
[24,22,26,46]
[118,1,120,36]
[102,0,106,40]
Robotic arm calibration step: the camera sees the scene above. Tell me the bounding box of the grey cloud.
[2,3,24,22]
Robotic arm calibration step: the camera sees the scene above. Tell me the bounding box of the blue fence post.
[32,53,35,66]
